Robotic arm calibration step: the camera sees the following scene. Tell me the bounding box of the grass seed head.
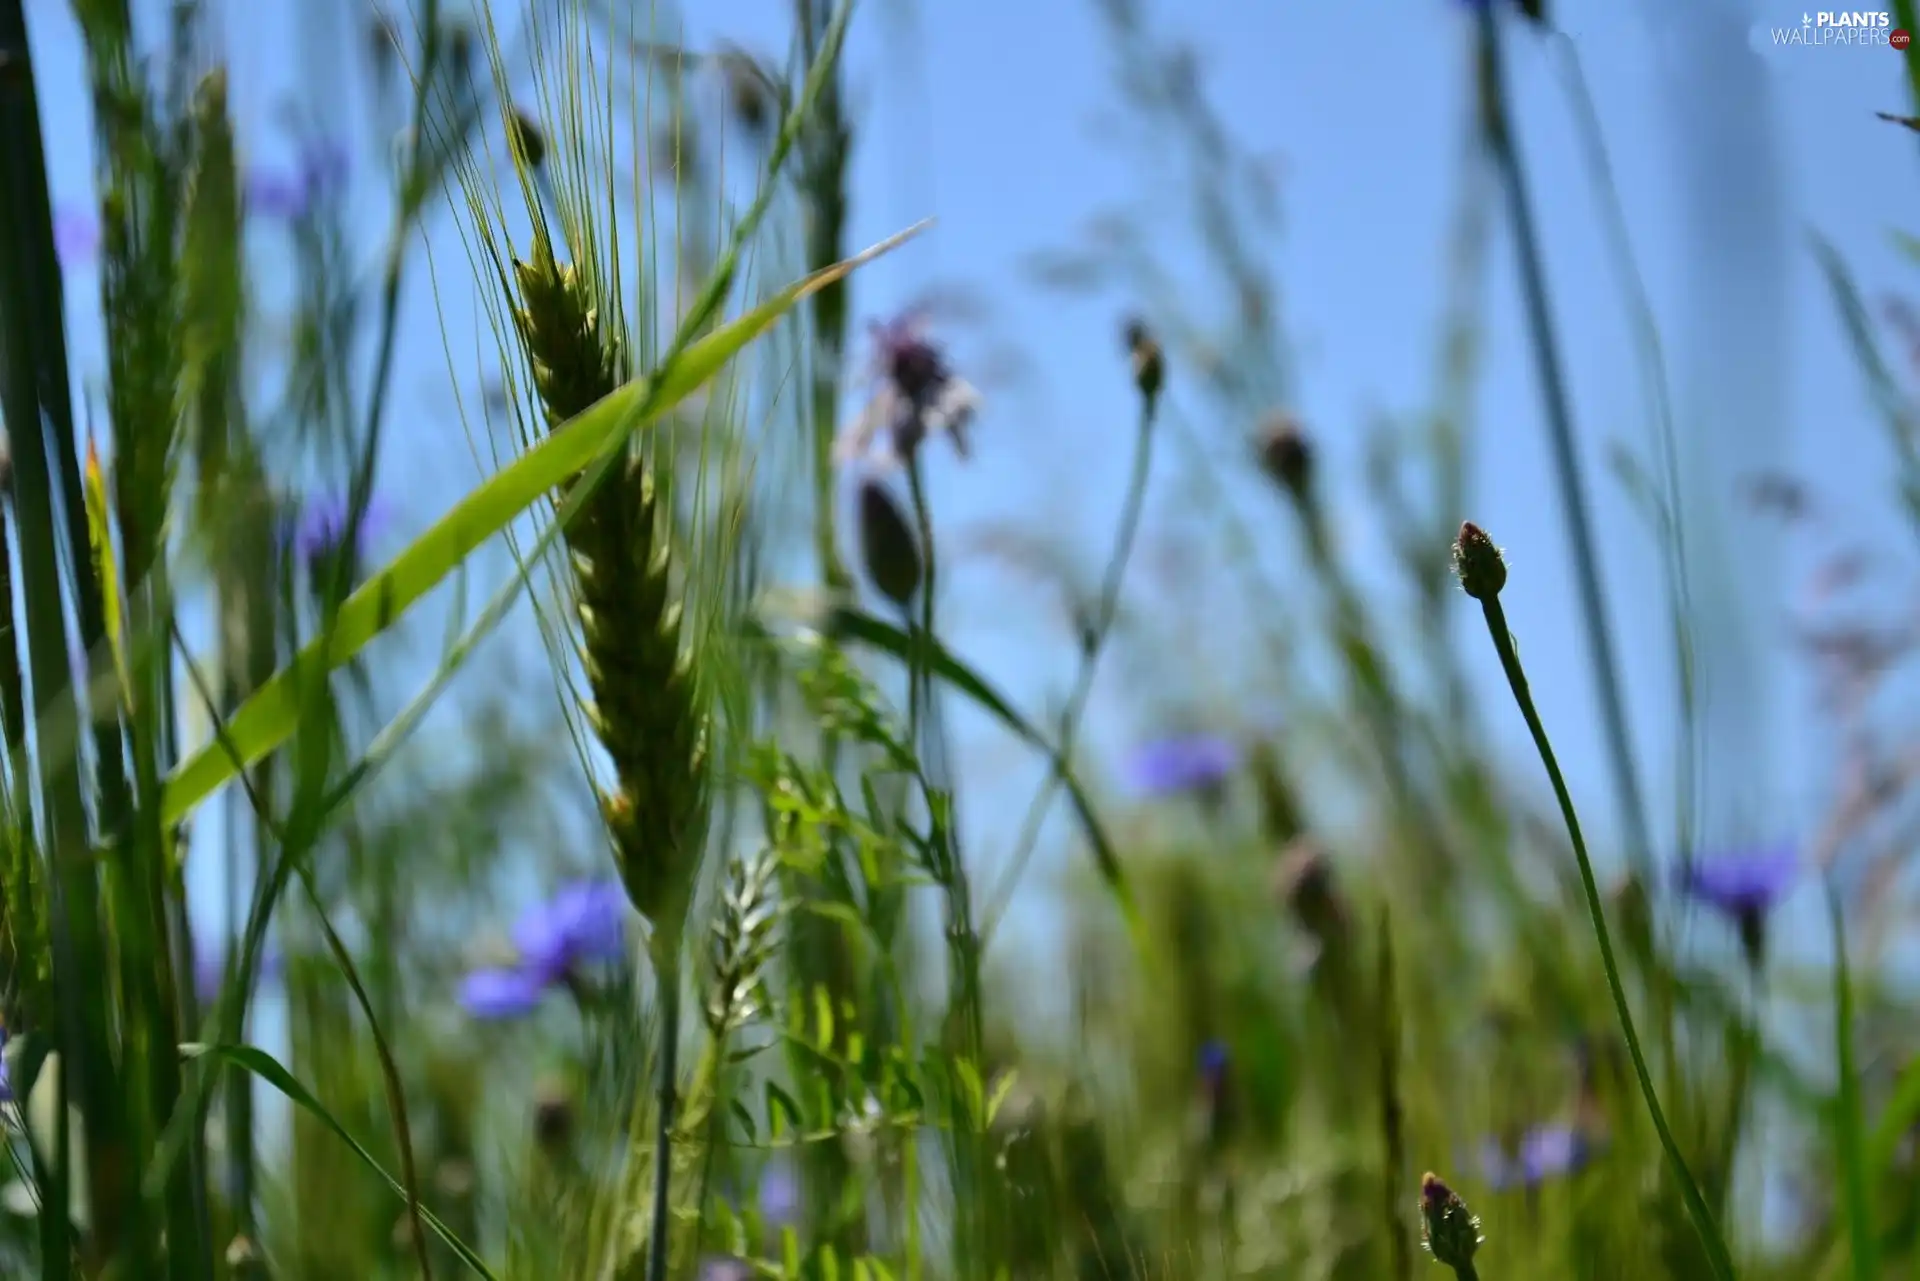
[509,241,710,946]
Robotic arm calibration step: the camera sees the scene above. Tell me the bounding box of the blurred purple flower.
[0,1027,11,1103]
[1676,845,1799,922]
[1124,734,1241,798]
[194,941,285,1008]
[512,880,630,985]
[459,880,631,1021]
[758,1155,800,1226]
[288,491,391,570]
[697,1259,754,1281]
[1677,844,1798,967]
[835,313,980,470]
[1478,1125,1593,1191]
[1195,1039,1234,1144]
[53,206,100,266]
[246,138,351,222]
[300,140,352,195]
[458,968,550,1020]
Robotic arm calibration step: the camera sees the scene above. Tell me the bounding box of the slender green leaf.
[1895,0,1920,120]
[179,1043,499,1279]
[1869,1057,1920,1173]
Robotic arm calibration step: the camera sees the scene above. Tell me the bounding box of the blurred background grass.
[2,0,1918,1278]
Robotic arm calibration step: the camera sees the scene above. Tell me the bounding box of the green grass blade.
[1894,0,1920,118]
[160,223,926,826]
[1827,881,1879,1281]
[178,1043,500,1280]
[1869,1059,1920,1172]
[1811,235,1920,532]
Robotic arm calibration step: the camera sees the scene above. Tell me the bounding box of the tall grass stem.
[981,381,1159,944]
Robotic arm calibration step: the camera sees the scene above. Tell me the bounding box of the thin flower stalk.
[980,320,1163,943]
[1454,521,1736,1281]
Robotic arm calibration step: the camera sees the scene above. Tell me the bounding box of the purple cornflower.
[245,138,351,222]
[1123,733,1241,799]
[1477,1125,1594,1191]
[512,880,629,983]
[458,880,631,1021]
[834,312,980,470]
[1677,844,1798,968]
[194,942,285,1008]
[288,491,391,571]
[758,1155,800,1226]
[458,968,551,1020]
[53,206,100,266]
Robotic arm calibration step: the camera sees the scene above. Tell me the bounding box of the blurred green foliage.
[0,2,1913,1280]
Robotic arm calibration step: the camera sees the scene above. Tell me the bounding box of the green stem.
[981,384,1158,942]
[1477,7,1654,882]
[799,0,852,595]
[904,457,990,1271]
[1474,593,1735,1281]
[646,952,682,1281]
[1377,912,1412,1281]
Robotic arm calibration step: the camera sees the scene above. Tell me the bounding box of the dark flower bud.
[445,20,476,84]
[1123,316,1163,403]
[1271,837,1343,941]
[1451,521,1507,601]
[1419,1172,1484,1269]
[1258,413,1312,499]
[509,106,547,170]
[718,48,774,135]
[368,13,401,85]
[534,1079,575,1153]
[857,478,922,608]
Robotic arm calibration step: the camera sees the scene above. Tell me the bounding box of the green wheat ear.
[509,233,710,950]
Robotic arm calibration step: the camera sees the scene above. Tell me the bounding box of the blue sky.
[22,0,1920,972]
